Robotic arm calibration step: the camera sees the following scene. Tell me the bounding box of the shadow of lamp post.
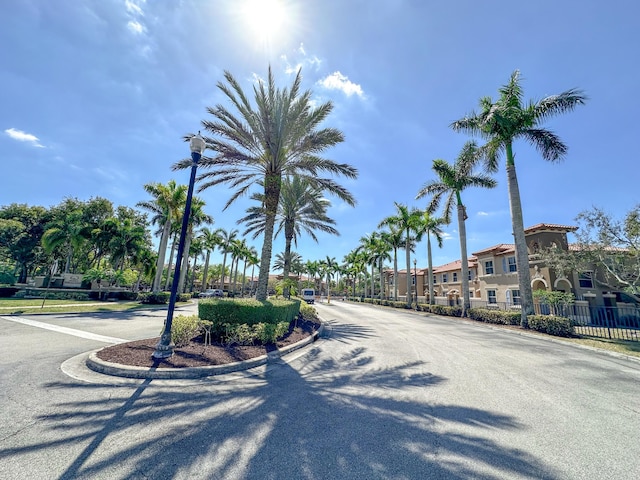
[152,133,206,359]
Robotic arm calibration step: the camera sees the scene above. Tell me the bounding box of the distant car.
[199,289,223,298]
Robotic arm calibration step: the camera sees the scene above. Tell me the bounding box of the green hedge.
[528,315,573,337]
[177,293,192,302]
[139,292,170,304]
[467,308,521,325]
[422,304,463,317]
[0,287,19,297]
[198,298,301,336]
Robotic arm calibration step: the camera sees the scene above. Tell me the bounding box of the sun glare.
[242,0,289,42]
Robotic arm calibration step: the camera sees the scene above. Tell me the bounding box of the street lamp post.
[413,258,417,310]
[153,133,206,359]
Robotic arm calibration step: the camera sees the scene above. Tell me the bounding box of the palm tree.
[416,212,446,305]
[216,228,238,291]
[246,247,259,296]
[240,244,258,297]
[187,235,204,292]
[417,141,497,316]
[320,256,338,303]
[304,260,320,289]
[41,209,91,274]
[379,227,404,300]
[198,226,223,291]
[175,68,357,301]
[177,197,213,293]
[106,216,148,272]
[137,180,187,292]
[132,246,156,292]
[229,238,252,296]
[357,233,377,299]
[451,70,586,326]
[239,175,346,298]
[379,203,423,307]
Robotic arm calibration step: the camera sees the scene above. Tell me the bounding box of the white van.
[301,288,315,304]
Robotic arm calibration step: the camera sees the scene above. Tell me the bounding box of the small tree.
[533,290,575,316]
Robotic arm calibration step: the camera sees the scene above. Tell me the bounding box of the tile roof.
[471,243,515,256]
[432,258,477,273]
[525,223,578,234]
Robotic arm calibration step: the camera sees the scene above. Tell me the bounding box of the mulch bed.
[96,318,321,369]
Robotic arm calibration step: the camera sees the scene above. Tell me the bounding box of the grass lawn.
[0,298,186,315]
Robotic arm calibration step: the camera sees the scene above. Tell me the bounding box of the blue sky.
[1,0,638,272]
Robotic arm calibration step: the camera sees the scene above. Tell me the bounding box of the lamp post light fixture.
[152,132,206,359]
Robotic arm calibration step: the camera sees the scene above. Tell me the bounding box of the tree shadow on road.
[0,338,562,480]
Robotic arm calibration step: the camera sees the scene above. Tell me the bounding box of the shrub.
[427,305,463,317]
[171,315,201,346]
[177,293,192,302]
[198,298,300,336]
[299,302,318,321]
[467,308,521,325]
[0,287,19,297]
[223,323,256,345]
[528,315,573,337]
[254,321,289,344]
[116,291,139,301]
[139,292,170,304]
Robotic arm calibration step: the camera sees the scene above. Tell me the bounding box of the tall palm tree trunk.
[202,250,211,290]
[153,221,171,292]
[219,252,228,290]
[393,248,398,301]
[370,264,375,298]
[457,203,470,317]
[378,258,384,299]
[256,176,280,301]
[282,229,293,298]
[241,260,248,297]
[177,231,192,293]
[233,257,240,296]
[405,237,411,307]
[427,235,434,305]
[164,232,178,290]
[506,162,533,327]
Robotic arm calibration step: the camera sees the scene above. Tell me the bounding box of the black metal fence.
[432,296,640,342]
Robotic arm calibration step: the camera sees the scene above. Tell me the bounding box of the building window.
[468,270,473,280]
[508,256,517,272]
[453,272,458,282]
[511,289,521,305]
[484,261,494,275]
[487,290,497,304]
[433,274,437,284]
[578,271,593,288]
[442,273,448,283]
[412,275,416,285]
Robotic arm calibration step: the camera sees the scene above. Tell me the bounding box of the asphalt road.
[1,300,639,479]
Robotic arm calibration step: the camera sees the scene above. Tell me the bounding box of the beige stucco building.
[387,223,634,309]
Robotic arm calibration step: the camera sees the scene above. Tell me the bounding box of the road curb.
[86,322,324,379]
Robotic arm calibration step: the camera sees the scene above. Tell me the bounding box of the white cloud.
[281,44,322,75]
[127,20,145,34]
[477,211,490,216]
[318,72,365,99]
[4,128,45,147]
[125,0,145,16]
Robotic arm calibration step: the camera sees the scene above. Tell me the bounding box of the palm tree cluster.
[338,71,585,328]
[174,67,358,301]
[0,198,155,288]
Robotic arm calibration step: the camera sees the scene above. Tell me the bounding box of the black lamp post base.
[152,338,174,359]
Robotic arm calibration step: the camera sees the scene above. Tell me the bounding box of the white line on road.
[1,316,127,344]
